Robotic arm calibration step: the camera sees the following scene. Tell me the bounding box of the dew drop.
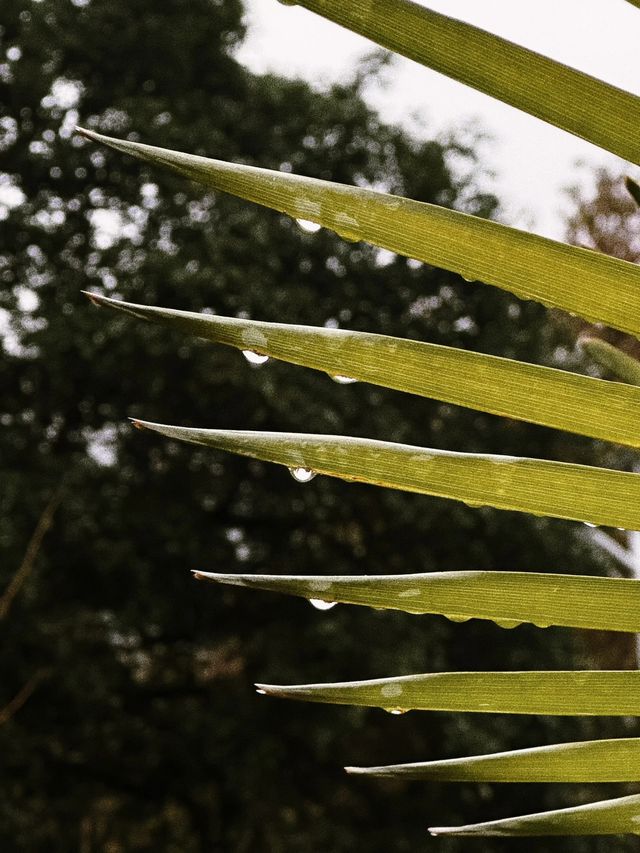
[296,218,321,233]
[461,274,476,283]
[583,521,598,529]
[494,618,521,629]
[242,349,269,365]
[330,374,358,385]
[256,688,267,695]
[308,598,337,611]
[387,708,408,715]
[463,499,484,508]
[289,466,317,483]
[448,614,470,623]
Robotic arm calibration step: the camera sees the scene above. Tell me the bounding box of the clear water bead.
[289,467,316,483]
[296,218,321,233]
[331,374,358,385]
[242,349,269,365]
[308,598,337,611]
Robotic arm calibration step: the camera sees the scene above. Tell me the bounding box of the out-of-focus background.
[1,1,639,850]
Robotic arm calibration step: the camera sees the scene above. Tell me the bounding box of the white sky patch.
[88,207,147,250]
[0,174,25,220]
[85,424,119,467]
[41,78,84,111]
[238,0,640,237]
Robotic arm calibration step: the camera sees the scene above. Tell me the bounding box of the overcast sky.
[237,0,640,237]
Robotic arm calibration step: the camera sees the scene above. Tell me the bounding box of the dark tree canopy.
[1,1,634,850]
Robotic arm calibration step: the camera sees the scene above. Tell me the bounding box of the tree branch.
[0,483,64,621]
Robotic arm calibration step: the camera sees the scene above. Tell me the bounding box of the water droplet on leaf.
[289,467,317,483]
[296,218,321,233]
[242,349,269,365]
[331,374,358,385]
[494,618,521,629]
[308,598,337,611]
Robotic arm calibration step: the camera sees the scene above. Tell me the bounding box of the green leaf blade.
[295,0,640,165]
[89,294,640,448]
[77,130,640,337]
[580,336,640,386]
[196,570,640,633]
[429,794,640,837]
[255,671,640,716]
[133,421,640,530]
[347,738,640,782]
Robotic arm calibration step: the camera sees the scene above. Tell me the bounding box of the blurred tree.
[565,168,640,361]
[564,168,640,672]
[1,1,633,850]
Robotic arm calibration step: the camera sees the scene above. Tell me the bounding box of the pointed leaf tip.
[82,290,107,308]
[75,125,98,141]
[254,683,286,697]
[625,175,640,208]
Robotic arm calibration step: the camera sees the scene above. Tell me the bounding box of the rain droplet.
[387,708,408,715]
[289,467,317,483]
[448,614,470,623]
[296,218,321,233]
[330,374,358,385]
[461,274,476,282]
[493,618,521,629]
[242,349,269,365]
[583,521,598,528]
[308,598,337,611]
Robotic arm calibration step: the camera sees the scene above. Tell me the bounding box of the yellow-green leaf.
[132,420,640,529]
[625,176,640,208]
[76,129,640,338]
[347,737,640,782]
[87,294,640,448]
[195,569,640,633]
[428,793,640,837]
[293,0,640,165]
[255,671,640,715]
[580,336,640,386]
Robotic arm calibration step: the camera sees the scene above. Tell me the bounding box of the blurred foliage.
[1,0,637,850]
[564,168,640,366]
